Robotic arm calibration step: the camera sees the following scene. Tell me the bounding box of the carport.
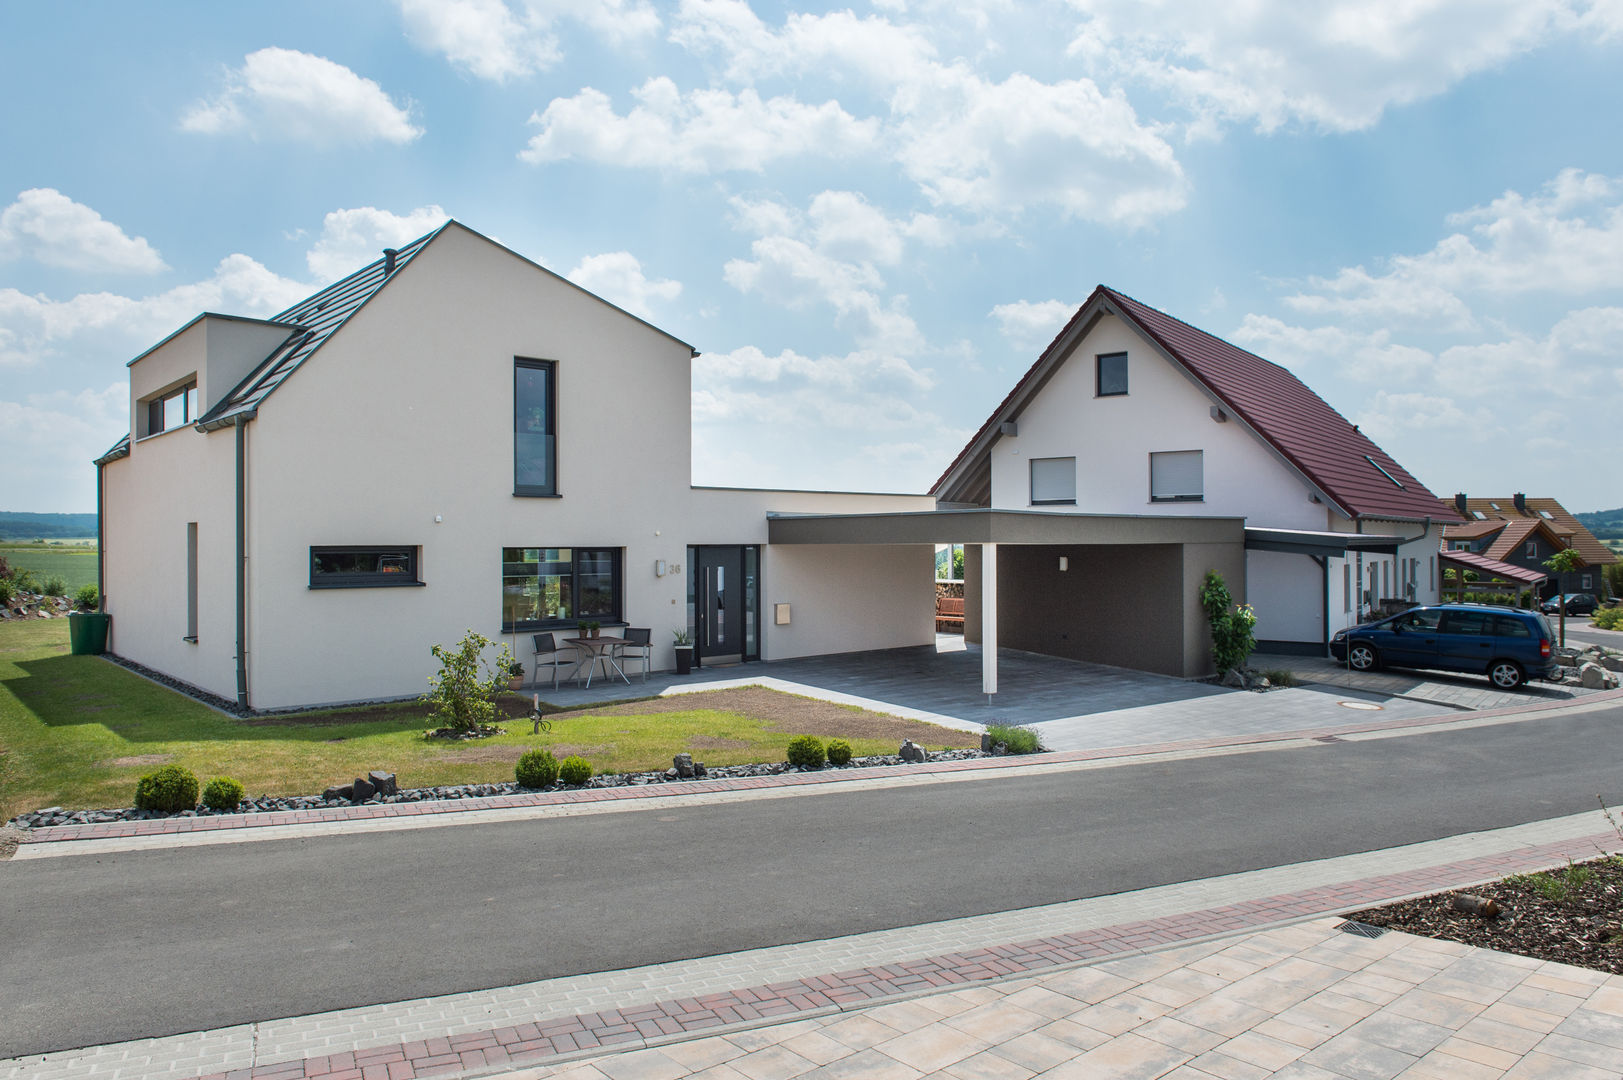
[766,508,1246,695]
[1438,549,1547,598]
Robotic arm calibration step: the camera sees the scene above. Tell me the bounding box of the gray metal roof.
[196,225,444,426]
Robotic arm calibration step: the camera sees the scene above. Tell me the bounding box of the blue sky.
[3,0,1621,513]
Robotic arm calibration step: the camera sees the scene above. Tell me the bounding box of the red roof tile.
[933,285,1460,523]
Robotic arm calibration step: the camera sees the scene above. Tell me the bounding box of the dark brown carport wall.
[766,509,1246,695]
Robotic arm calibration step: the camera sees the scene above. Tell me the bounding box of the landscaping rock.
[672,753,695,779]
[367,771,397,796]
[1221,668,1245,688]
[1579,663,1619,690]
[323,784,354,802]
[898,739,926,763]
[1601,656,1623,674]
[351,776,376,801]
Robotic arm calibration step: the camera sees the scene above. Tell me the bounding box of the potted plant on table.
[672,627,694,675]
[579,619,601,639]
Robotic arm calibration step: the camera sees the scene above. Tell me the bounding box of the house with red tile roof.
[1443,494,1614,600]
[931,285,1461,658]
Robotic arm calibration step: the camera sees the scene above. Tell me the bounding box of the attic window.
[1538,509,1555,520]
[1472,511,1487,520]
[143,381,199,437]
[1489,502,1501,511]
[1365,455,1404,489]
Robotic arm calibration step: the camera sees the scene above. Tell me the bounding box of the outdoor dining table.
[563,636,631,688]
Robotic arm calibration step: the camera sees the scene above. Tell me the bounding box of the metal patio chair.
[531,632,578,691]
[613,627,653,682]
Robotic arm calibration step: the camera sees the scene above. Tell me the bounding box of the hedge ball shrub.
[558,756,593,786]
[826,738,853,766]
[135,765,200,812]
[74,583,99,611]
[786,735,826,768]
[515,748,560,788]
[201,776,245,811]
[985,723,1041,755]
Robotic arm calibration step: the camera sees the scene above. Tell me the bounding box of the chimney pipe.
[1513,492,1526,513]
[383,248,398,275]
[1454,493,1468,516]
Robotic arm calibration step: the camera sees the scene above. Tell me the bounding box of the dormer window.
[143,381,199,437]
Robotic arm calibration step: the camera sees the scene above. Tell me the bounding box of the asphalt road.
[5,704,1623,1058]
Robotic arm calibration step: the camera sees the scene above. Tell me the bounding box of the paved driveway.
[1256,651,1601,713]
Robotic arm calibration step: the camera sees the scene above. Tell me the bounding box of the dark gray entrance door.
[695,546,744,666]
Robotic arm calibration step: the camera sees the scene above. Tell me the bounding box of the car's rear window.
[1494,615,1531,638]
[1534,613,1555,640]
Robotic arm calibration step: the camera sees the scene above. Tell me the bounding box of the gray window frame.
[1029,456,1077,506]
[1096,352,1128,397]
[309,546,422,589]
[1149,449,1203,502]
[514,357,558,497]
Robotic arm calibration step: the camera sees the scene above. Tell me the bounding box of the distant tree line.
[0,512,99,541]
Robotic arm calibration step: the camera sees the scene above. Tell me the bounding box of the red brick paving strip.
[182,829,1619,1080]
[25,687,1622,846]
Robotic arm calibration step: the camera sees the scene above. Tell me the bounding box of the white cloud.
[0,189,166,275]
[521,78,879,172]
[397,0,560,81]
[397,0,659,80]
[566,251,681,318]
[306,205,449,282]
[989,299,1076,349]
[1281,169,1623,326]
[181,48,422,144]
[722,192,943,355]
[0,255,308,368]
[1068,0,1576,134]
[0,383,127,511]
[666,2,1185,225]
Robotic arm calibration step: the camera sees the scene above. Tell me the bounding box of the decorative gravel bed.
[1345,851,1623,975]
[6,748,994,830]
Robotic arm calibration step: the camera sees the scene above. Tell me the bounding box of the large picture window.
[1149,449,1203,502]
[502,547,621,629]
[310,546,420,588]
[514,358,556,496]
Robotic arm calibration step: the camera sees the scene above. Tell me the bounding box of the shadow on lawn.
[4,654,432,744]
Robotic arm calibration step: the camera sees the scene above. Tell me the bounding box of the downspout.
[235,414,248,710]
[95,461,105,609]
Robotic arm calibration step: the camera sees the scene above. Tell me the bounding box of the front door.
[695,546,744,666]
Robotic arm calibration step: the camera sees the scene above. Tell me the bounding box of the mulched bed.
[1345,851,1623,975]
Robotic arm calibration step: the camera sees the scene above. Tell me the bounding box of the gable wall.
[987,315,1328,530]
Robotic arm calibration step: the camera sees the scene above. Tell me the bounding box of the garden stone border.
[6,748,995,830]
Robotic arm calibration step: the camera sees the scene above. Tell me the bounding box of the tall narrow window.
[1096,352,1128,396]
[1030,457,1076,505]
[185,522,198,642]
[1149,450,1202,502]
[514,358,557,496]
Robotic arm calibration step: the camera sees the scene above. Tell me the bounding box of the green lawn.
[0,620,973,818]
[1,542,98,593]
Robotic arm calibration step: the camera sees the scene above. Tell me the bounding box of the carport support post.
[982,542,998,697]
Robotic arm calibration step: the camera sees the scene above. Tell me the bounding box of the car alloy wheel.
[1489,660,1524,690]
[1348,643,1378,672]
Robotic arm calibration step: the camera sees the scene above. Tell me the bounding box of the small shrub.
[786,735,826,768]
[0,555,10,578]
[1593,606,1623,631]
[10,568,38,594]
[826,738,853,766]
[1200,570,1256,674]
[74,583,99,611]
[1260,668,1300,688]
[515,748,559,788]
[201,776,245,811]
[41,574,67,597]
[985,723,1041,754]
[558,756,593,785]
[135,765,200,812]
[422,630,516,734]
[0,579,11,606]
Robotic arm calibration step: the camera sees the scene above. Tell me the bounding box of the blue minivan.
[1329,603,1557,689]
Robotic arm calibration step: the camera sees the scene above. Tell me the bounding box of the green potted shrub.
[507,661,525,691]
[67,583,110,655]
[672,627,694,675]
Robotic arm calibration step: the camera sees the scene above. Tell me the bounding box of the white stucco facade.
[975,310,1446,650]
[100,224,934,710]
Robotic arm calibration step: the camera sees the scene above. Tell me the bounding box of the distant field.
[0,543,98,593]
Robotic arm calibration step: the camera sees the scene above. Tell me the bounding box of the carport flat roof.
[1242,526,1405,557]
[765,508,1245,546]
[1439,550,1547,585]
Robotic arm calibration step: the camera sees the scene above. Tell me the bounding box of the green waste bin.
[68,612,111,655]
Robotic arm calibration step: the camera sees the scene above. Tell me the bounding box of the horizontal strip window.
[502,547,622,630]
[310,546,421,588]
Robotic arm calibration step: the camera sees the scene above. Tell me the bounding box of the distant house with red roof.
[932,285,1460,657]
[1443,494,1614,599]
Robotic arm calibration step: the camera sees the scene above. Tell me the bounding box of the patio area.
[526,636,1468,753]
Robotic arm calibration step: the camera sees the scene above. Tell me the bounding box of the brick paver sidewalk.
[519,920,1623,1080]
